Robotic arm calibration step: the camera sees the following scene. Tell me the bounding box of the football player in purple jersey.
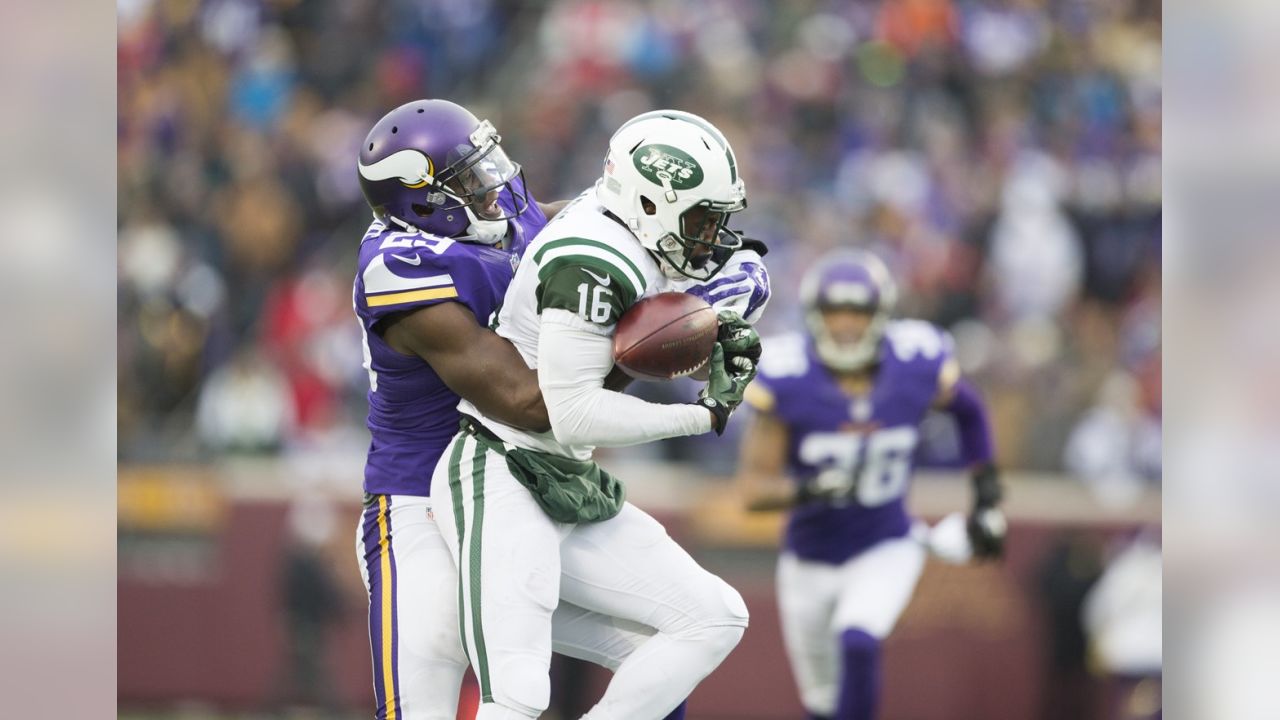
[734,249,1005,720]
[352,100,768,720]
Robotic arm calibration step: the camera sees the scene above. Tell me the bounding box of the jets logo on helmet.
[596,109,747,281]
[634,144,704,190]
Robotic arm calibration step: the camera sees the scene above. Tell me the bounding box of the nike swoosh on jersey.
[391,253,422,266]
[363,254,454,294]
[582,268,612,286]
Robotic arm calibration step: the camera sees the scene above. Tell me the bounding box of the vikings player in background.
[734,249,1005,720]
[352,100,768,720]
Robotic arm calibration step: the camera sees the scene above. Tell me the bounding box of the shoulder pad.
[359,228,465,309]
[758,332,810,379]
[367,226,459,258]
[532,235,650,303]
[883,320,954,365]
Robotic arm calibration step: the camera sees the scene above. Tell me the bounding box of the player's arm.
[380,302,550,433]
[931,357,995,473]
[538,309,715,446]
[932,357,1005,558]
[534,261,724,446]
[735,405,795,513]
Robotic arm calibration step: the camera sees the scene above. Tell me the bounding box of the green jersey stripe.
[533,237,646,293]
[535,247,643,300]
[537,254,639,307]
[446,435,470,678]
[467,438,493,702]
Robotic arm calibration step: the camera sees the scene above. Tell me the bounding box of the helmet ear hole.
[640,196,657,215]
[411,203,435,217]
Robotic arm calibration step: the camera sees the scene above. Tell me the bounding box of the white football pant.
[356,493,693,720]
[432,431,749,720]
[776,535,926,716]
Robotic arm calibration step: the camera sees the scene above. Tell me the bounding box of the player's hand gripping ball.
[613,292,719,381]
[715,311,762,373]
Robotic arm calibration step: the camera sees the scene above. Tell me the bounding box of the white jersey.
[458,188,683,458]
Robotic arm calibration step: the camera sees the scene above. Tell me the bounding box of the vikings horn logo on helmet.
[358,149,436,189]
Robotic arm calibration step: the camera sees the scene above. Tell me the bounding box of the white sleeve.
[537,308,713,447]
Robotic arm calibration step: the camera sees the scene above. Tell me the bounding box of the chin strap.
[388,215,416,233]
[464,211,508,244]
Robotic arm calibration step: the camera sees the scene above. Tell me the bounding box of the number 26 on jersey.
[799,427,918,507]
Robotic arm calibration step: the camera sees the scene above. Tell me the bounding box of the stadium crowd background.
[118,0,1160,495]
[117,0,1161,717]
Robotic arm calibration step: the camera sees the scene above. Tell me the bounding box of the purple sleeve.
[941,379,994,467]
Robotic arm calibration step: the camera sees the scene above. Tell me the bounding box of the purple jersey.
[355,183,548,497]
[751,320,955,564]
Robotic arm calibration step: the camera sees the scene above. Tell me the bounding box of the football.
[613,292,719,381]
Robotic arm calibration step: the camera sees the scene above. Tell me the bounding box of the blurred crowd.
[118,0,1161,489]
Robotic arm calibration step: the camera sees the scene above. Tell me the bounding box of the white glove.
[910,512,975,565]
[674,248,771,325]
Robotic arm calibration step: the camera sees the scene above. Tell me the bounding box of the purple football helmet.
[799,249,898,371]
[357,99,528,243]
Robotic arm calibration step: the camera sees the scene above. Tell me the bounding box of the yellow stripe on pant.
[377,495,398,720]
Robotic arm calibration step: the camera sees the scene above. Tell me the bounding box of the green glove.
[697,343,758,435]
[716,311,762,372]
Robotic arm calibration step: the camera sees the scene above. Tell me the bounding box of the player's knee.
[678,576,749,662]
[703,621,747,665]
[699,575,750,630]
[490,654,551,718]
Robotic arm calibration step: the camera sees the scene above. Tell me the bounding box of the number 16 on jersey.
[577,282,616,324]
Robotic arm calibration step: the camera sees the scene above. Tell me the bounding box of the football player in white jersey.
[430,110,762,720]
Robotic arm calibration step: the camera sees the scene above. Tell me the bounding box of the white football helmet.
[596,110,747,280]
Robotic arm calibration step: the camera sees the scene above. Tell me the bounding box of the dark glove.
[967,463,1006,559]
[716,311,762,372]
[794,469,856,507]
[697,343,757,435]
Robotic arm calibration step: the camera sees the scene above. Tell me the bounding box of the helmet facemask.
[377,119,529,245]
[649,199,745,281]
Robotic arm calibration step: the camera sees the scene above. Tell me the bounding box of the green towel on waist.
[462,418,625,524]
